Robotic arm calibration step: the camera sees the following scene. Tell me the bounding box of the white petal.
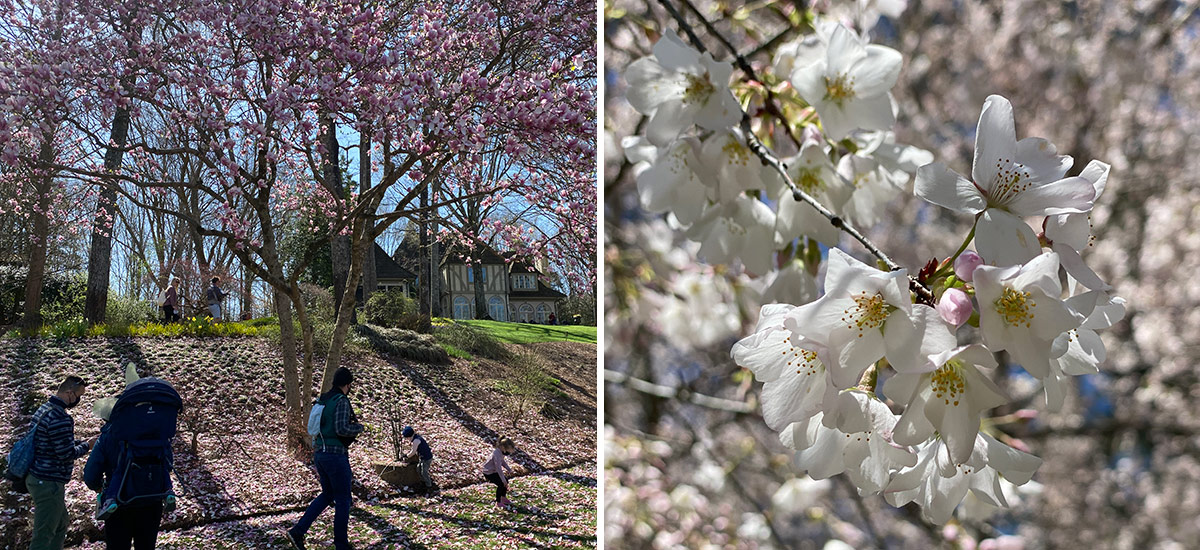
[972,95,1017,195]
[1043,373,1068,412]
[790,61,828,106]
[983,434,1042,485]
[652,30,704,72]
[695,89,741,131]
[1079,159,1110,201]
[828,326,886,388]
[1044,213,1091,252]
[976,209,1040,267]
[645,98,696,147]
[1014,137,1072,185]
[762,366,832,431]
[1054,243,1109,291]
[914,162,987,215]
[847,45,903,97]
[884,306,957,374]
[1005,176,1095,217]
[839,93,896,138]
[775,195,841,246]
[624,58,687,114]
[825,24,866,76]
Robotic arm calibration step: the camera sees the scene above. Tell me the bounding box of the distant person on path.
[163,279,179,323]
[205,277,225,321]
[481,437,516,509]
[286,367,364,550]
[27,375,93,550]
[83,374,181,550]
[402,426,434,494]
[548,313,557,325]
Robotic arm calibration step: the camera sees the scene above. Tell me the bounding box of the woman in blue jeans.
[285,368,363,550]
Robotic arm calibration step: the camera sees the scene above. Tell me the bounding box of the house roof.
[375,243,416,281]
[439,245,508,266]
[512,279,568,299]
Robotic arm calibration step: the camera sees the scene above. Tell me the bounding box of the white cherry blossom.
[732,304,838,430]
[1044,292,1125,411]
[1045,159,1112,291]
[780,392,917,495]
[790,23,902,140]
[774,140,854,246]
[625,30,741,146]
[699,129,772,202]
[785,248,956,387]
[914,95,1097,266]
[685,195,777,275]
[973,252,1084,379]
[624,136,710,226]
[884,433,1042,524]
[884,345,1008,463]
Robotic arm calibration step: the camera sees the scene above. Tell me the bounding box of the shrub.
[105,294,159,329]
[356,323,450,364]
[494,350,556,429]
[433,321,510,361]
[299,283,335,324]
[365,289,416,326]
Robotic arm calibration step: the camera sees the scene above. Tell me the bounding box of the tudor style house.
[439,246,566,323]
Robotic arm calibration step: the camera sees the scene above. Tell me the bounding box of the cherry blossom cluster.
[622,18,1125,523]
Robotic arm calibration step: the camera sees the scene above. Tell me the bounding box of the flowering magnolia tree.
[0,0,595,449]
[600,0,1197,547]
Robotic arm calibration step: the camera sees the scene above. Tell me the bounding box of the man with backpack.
[27,375,93,550]
[286,367,363,550]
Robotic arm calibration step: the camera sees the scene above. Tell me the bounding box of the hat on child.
[402,426,414,438]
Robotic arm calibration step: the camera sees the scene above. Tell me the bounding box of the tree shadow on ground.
[375,501,593,544]
[388,359,592,486]
[351,506,426,550]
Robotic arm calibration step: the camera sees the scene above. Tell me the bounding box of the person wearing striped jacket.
[27,375,93,550]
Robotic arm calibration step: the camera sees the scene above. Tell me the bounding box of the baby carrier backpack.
[102,378,182,507]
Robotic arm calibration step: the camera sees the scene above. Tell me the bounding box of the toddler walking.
[481,437,516,509]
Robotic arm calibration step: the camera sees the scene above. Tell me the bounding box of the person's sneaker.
[283,529,306,550]
[95,498,119,521]
[163,493,177,514]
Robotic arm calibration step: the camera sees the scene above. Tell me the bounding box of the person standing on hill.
[163,279,179,323]
[286,367,363,550]
[27,375,93,550]
[205,276,225,321]
[402,426,435,495]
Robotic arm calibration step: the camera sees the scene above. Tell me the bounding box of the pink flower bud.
[937,288,973,326]
[954,250,983,282]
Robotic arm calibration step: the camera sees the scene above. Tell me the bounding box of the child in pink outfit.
[481,437,516,508]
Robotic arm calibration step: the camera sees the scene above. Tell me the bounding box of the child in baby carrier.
[84,375,182,550]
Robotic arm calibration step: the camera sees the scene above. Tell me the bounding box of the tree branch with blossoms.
[615,0,1126,529]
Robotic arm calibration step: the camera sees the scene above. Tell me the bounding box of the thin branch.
[604,369,756,414]
[655,0,936,304]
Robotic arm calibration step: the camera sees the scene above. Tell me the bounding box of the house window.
[488,296,506,321]
[454,296,471,319]
[536,304,549,324]
[518,304,534,323]
[512,274,536,290]
[467,266,487,283]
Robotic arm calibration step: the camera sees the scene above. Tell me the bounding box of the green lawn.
[456,319,596,344]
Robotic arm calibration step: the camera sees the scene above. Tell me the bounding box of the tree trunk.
[84,75,134,325]
[321,113,350,314]
[474,263,487,319]
[21,136,56,335]
[241,264,253,319]
[429,177,442,317]
[275,288,308,453]
[360,129,376,316]
[418,183,431,317]
[322,217,369,392]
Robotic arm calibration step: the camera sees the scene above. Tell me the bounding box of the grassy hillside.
[455,320,597,345]
[0,335,596,548]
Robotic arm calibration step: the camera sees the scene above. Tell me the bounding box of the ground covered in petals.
[0,336,596,548]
